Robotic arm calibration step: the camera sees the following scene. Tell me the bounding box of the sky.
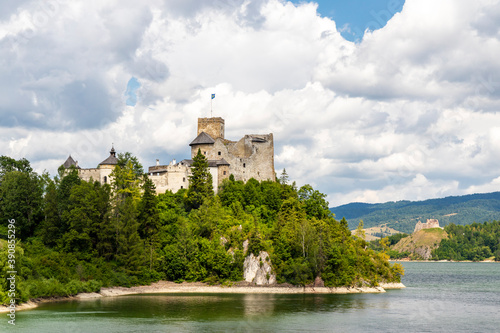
[1,0,500,207]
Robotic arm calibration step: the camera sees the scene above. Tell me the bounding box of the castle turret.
[63,155,80,169]
[99,146,119,168]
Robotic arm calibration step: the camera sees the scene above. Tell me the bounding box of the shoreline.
[391,259,498,263]
[0,281,405,313]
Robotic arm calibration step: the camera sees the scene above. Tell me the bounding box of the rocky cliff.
[243,251,276,285]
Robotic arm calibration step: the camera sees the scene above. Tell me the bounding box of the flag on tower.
[211,94,215,99]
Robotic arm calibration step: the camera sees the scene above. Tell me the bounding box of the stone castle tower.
[197,117,225,139]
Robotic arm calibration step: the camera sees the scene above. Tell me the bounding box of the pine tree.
[187,148,213,209]
[115,196,144,274]
[109,154,145,273]
[40,181,60,246]
[279,168,289,185]
[138,175,160,269]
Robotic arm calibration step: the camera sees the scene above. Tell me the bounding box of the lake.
[4,262,500,332]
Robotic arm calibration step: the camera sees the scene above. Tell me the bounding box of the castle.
[413,219,441,233]
[63,117,275,193]
[62,146,117,185]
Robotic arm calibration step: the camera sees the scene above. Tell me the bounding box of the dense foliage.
[432,222,500,261]
[331,193,500,233]
[369,233,411,259]
[0,155,403,305]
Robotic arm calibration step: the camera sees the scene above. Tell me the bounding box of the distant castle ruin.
[413,219,441,233]
[63,117,275,193]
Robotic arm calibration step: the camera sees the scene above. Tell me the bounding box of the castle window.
[203,151,206,155]
[183,177,186,182]
[243,163,246,168]
[104,176,107,184]
[180,186,183,189]
[218,151,221,156]
[223,171,226,175]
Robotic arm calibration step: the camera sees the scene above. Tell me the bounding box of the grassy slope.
[330,192,500,233]
[392,228,448,259]
[352,225,401,241]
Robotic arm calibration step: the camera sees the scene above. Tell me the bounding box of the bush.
[65,280,83,295]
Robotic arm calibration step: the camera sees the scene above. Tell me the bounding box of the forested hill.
[0,154,403,305]
[330,192,500,234]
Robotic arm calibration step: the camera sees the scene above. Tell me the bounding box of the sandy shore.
[0,280,405,313]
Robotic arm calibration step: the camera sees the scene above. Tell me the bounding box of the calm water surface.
[4,262,500,332]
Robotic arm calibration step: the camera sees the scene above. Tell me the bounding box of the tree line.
[432,222,500,261]
[0,151,403,304]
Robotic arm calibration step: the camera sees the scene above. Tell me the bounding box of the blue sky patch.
[290,0,405,42]
[125,77,140,106]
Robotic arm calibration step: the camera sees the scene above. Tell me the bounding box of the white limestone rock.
[243,251,276,285]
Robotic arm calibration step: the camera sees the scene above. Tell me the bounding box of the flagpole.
[210,93,215,117]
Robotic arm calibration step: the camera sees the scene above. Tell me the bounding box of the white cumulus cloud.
[1,0,500,206]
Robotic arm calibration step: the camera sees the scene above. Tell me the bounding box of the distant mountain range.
[330,192,500,234]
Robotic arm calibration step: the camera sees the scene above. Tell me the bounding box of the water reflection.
[241,294,276,317]
[29,292,372,321]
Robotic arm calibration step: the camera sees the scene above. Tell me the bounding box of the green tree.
[138,176,160,269]
[355,220,366,240]
[115,196,144,274]
[39,180,60,246]
[218,176,245,207]
[278,168,289,185]
[108,154,145,273]
[61,180,112,258]
[187,149,213,209]
[117,152,144,179]
[0,158,44,239]
[243,178,262,209]
[0,156,33,178]
[111,160,141,202]
[40,166,82,245]
[298,184,331,220]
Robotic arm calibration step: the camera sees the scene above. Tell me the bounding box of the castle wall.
[148,164,190,194]
[209,167,219,192]
[414,219,441,233]
[78,167,114,185]
[98,168,113,185]
[78,168,101,183]
[191,144,217,159]
[218,164,230,186]
[200,134,275,183]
